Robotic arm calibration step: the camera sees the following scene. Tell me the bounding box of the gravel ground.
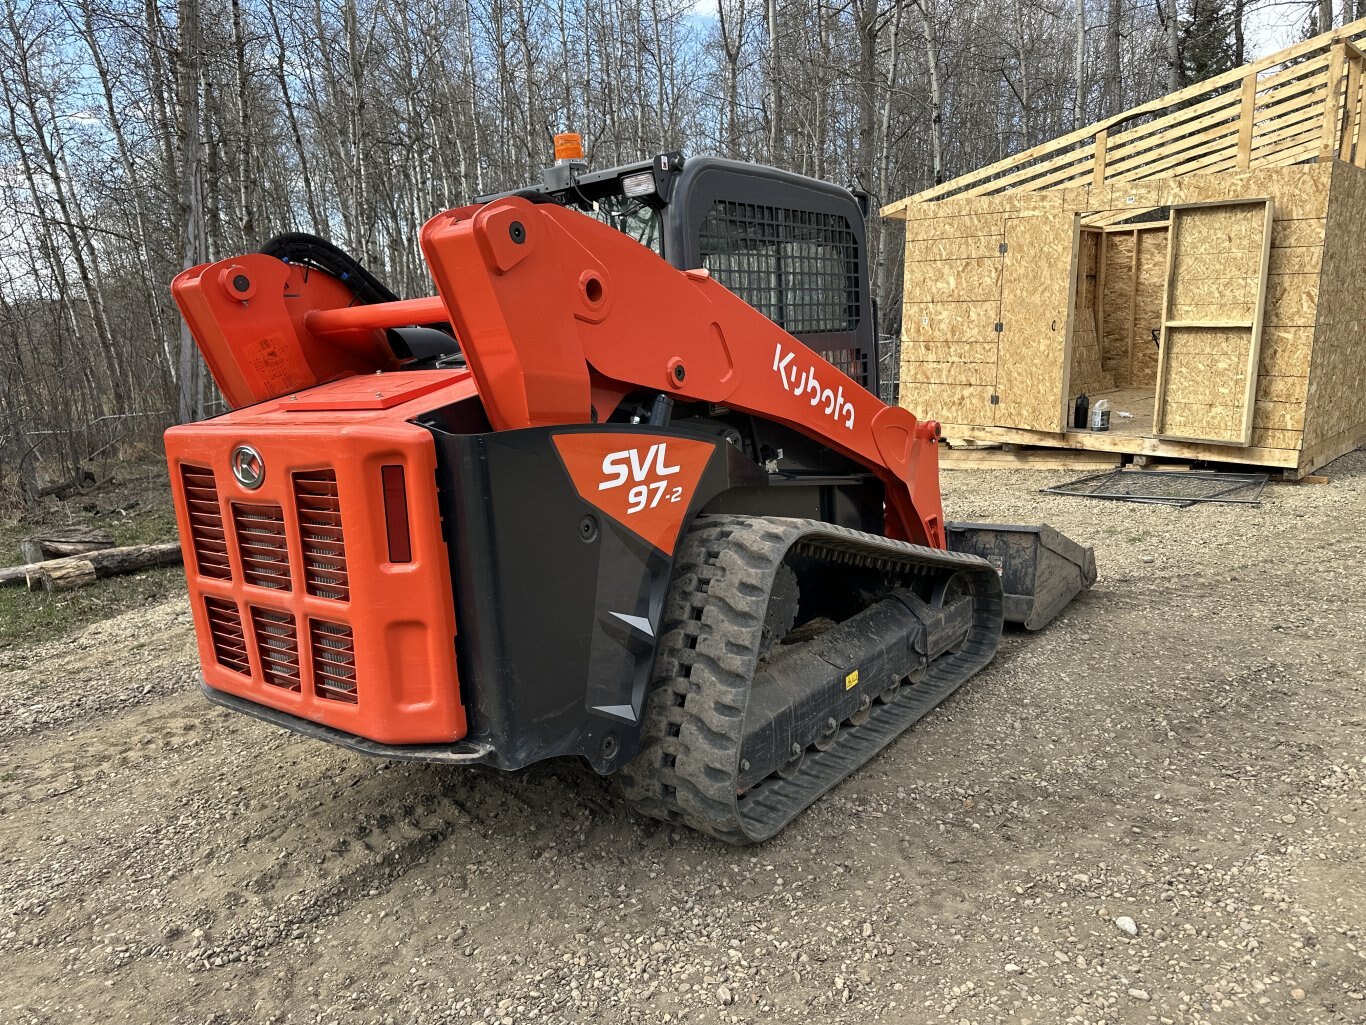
[1,452,1363,1025]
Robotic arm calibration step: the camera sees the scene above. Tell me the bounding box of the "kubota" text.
[772,343,856,429]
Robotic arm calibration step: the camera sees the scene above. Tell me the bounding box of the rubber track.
[618,515,1005,844]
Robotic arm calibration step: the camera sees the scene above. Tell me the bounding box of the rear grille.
[232,503,291,590]
[293,471,349,601]
[204,597,250,675]
[250,607,301,691]
[187,457,367,707]
[181,465,230,579]
[310,620,358,703]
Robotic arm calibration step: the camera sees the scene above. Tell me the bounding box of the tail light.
[380,465,412,563]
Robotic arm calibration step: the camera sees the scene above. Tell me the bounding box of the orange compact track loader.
[166,148,1095,842]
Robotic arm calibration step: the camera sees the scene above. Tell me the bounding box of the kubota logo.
[230,444,265,489]
[773,342,855,429]
[600,443,685,514]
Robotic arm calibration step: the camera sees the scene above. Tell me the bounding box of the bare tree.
[177,0,205,422]
[0,0,1222,498]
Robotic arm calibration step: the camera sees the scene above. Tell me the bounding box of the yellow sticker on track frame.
[844,669,859,690]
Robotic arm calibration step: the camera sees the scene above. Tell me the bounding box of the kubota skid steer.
[165,147,1095,843]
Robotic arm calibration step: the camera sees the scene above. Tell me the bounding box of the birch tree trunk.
[1075,0,1086,127]
[176,0,205,423]
[765,0,782,162]
[1165,0,1181,91]
[913,1,945,186]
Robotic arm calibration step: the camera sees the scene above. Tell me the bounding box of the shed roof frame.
[883,17,1366,217]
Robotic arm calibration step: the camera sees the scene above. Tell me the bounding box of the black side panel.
[429,424,764,773]
[664,157,878,399]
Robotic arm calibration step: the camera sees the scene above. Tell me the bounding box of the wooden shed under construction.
[883,20,1366,477]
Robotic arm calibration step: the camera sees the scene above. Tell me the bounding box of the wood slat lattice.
[883,19,1366,215]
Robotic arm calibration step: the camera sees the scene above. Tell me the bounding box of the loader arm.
[432,198,945,547]
[174,198,944,546]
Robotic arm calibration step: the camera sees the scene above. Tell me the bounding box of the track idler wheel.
[813,717,840,751]
[846,694,873,727]
[774,743,805,779]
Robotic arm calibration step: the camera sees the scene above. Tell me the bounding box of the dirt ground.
[2,453,1363,1025]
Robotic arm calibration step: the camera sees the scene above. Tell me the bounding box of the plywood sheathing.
[1067,230,1116,396]
[995,214,1077,432]
[900,214,1007,427]
[1131,230,1169,385]
[1097,227,1168,387]
[1099,231,1136,378]
[897,163,1331,457]
[1301,160,1366,460]
[1152,200,1273,445]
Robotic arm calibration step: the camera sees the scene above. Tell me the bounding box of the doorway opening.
[1066,217,1169,438]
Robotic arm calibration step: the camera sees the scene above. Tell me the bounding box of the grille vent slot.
[204,597,250,675]
[310,620,358,703]
[250,607,301,691]
[231,502,291,590]
[181,465,230,580]
[293,471,349,601]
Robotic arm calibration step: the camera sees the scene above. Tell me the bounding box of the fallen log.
[7,542,183,592]
[0,564,32,587]
[19,527,116,564]
[30,560,98,593]
[36,468,97,500]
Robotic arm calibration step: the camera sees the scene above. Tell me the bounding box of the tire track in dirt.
[2,452,1364,1024]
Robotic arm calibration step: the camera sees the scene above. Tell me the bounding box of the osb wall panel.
[1302,162,1366,451]
[1244,214,1322,448]
[995,213,1075,431]
[1068,318,1113,396]
[1132,230,1169,385]
[1166,204,1266,323]
[1068,230,1114,396]
[903,257,1001,303]
[893,164,1333,225]
[900,383,998,425]
[1155,202,1270,444]
[1100,231,1135,377]
[1158,326,1252,440]
[1087,163,1332,219]
[899,210,1007,425]
[903,235,1004,262]
[902,302,1001,341]
[901,360,996,386]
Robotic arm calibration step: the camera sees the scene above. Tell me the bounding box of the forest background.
[0,0,1352,500]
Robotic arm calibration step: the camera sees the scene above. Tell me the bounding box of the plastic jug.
[1089,398,1111,432]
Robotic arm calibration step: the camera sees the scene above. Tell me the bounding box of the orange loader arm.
[172,197,946,548]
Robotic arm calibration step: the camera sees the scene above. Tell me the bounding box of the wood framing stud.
[1237,75,1257,169]
[1320,42,1348,161]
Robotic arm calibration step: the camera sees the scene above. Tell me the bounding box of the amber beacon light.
[553,132,585,165]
